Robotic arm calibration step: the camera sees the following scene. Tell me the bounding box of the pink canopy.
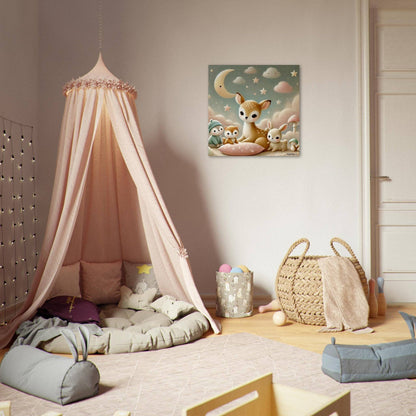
[0,55,220,347]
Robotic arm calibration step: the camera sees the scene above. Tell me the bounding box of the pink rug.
[1,333,415,415]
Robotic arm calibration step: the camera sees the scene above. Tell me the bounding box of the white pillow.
[150,295,195,320]
[49,262,81,298]
[118,285,157,310]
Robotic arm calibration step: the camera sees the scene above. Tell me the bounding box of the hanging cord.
[98,0,103,52]
[9,120,17,318]
[18,124,29,297]
[0,120,6,324]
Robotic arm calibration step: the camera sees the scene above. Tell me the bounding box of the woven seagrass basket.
[275,237,368,326]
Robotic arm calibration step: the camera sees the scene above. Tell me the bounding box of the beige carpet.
[1,332,415,415]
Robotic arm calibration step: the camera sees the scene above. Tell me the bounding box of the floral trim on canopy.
[63,78,137,98]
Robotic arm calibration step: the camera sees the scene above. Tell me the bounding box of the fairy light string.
[0,115,37,325]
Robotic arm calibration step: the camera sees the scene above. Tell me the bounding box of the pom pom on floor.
[272,311,287,326]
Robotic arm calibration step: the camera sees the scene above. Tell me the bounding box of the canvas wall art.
[208,65,300,157]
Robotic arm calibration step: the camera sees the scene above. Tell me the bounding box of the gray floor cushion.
[40,302,210,354]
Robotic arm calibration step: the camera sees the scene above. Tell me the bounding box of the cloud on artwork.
[263,67,281,79]
[232,76,246,85]
[208,106,240,129]
[274,81,293,93]
[244,66,257,74]
[271,94,300,127]
[258,95,300,130]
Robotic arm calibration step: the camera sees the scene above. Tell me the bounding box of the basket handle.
[330,237,358,262]
[281,238,310,264]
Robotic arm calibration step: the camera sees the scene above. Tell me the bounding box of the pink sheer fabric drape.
[0,79,219,348]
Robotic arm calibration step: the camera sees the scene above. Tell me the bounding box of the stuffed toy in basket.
[275,237,368,326]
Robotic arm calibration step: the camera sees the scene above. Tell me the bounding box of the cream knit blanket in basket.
[318,256,373,333]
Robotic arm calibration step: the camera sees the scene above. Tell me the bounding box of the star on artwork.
[224,105,231,112]
[253,77,259,84]
[260,88,267,95]
[291,69,298,77]
[137,264,153,274]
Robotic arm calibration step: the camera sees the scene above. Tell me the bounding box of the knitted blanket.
[318,256,372,333]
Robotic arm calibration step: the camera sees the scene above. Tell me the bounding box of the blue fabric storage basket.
[322,312,416,383]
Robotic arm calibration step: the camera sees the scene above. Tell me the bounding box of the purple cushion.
[38,296,100,324]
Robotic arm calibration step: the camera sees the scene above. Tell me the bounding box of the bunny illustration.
[267,122,288,152]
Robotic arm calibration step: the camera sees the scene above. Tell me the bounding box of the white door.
[371,4,416,302]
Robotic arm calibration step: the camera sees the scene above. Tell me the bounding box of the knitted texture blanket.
[318,256,372,333]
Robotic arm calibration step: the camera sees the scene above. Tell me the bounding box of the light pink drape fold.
[0,85,219,348]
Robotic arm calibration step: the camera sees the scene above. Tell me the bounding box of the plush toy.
[150,295,195,320]
[0,326,99,405]
[322,312,416,383]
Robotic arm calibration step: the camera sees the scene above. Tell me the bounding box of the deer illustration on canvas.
[208,65,300,157]
[235,92,271,149]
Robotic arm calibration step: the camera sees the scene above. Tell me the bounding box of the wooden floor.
[205,304,416,354]
[0,304,415,360]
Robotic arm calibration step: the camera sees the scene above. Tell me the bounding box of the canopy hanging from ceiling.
[0,55,220,347]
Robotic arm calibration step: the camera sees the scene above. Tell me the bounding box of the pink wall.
[36,0,362,304]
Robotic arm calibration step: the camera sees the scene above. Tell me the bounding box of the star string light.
[0,115,37,325]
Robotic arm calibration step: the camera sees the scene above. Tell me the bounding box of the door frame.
[357,0,373,278]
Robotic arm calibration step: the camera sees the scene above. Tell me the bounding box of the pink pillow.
[219,143,265,156]
[80,260,122,305]
[49,262,81,298]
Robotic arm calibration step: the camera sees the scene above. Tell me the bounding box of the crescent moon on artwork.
[214,69,236,98]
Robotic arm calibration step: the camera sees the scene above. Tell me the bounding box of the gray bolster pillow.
[322,312,416,383]
[0,326,99,405]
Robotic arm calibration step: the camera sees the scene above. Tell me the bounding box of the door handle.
[372,176,391,181]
